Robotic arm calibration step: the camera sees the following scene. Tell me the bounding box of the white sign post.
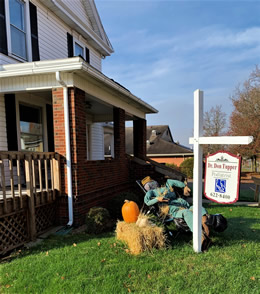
[189,89,253,253]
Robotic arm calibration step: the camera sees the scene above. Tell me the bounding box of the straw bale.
[116,215,166,255]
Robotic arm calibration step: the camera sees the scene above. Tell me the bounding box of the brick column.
[133,118,147,159]
[113,107,125,159]
[52,88,67,195]
[69,87,87,196]
[52,87,86,196]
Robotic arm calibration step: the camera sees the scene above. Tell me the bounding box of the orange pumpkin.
[122,200,139,223]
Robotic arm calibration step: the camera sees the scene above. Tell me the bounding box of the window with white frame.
[74,40,90,63]
[75,42,84,58]
[9,0,27,60]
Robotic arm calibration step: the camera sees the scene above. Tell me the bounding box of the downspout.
[55,72,73,226]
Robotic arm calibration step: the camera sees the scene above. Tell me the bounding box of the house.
[0,0,185,254]
[123,125,193,166]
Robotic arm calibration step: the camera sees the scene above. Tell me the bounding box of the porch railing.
[0,151,61,251]
[0,151,61,215]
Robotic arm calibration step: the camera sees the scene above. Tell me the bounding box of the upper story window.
[67,32,90,63]
[74,41,89,63]
[0,0,39,62]
[9,0,27,60]
[75,42,84,58]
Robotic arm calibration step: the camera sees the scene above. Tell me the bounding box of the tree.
[229,66,260,164]
[203,105,227,154]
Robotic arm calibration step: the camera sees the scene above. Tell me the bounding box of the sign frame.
[204,150,242,204]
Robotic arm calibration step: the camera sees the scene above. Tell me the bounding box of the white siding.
[90,123,104,160]
[0,0,103,71]
[0,73,74,93]
[0,95,8,151]
[62,0,93,29]
[90,50,102,72]
[36,1,102,71]
[36,1,68,60]
[0,53,19,65]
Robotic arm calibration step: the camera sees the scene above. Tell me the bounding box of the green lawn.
[1,205,259,294]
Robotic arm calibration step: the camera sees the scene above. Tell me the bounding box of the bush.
[166,163,180,171]
[180,158,194,179]
[107,191,143,220]
[85,207,114,234]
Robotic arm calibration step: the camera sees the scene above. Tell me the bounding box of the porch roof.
[0,57,158,115]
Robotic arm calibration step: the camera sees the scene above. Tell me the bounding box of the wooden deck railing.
[0,151,61,215]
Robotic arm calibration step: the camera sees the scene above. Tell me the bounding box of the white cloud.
[200,27,260,48]
[103,24,260,145]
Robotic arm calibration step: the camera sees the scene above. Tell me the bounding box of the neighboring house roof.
[125,125,193,156]
[147,137,193,156]
[146,125,174,143]
[41,0,114,56]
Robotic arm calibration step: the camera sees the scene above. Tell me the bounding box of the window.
[75,42,83,58]
[9,0,27,60]
[1,0,39,61]
[74,40,90,63]
[19,104,44,152]
[67,33,90,63]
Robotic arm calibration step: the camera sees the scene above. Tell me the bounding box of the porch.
[0,151,60,255]
[0,57,185,255]
[0,149,185,255]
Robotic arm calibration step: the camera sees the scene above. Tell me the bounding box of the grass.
[0,205,259,294]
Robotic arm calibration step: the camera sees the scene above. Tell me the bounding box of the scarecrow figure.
[142,176,211,250]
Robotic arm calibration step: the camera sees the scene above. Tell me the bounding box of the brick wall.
[113,107,125,159]
[52,87,134,225]
[69,87,87,197]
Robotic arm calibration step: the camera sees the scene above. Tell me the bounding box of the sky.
[95,0,260,147]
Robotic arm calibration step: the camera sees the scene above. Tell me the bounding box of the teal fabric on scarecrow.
[144,179,207,232]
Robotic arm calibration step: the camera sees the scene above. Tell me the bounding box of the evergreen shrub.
[85,207,113,234]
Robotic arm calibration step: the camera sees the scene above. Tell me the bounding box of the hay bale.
[116,214,166,255]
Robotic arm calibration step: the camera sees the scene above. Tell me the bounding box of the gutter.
[56,71,73,227]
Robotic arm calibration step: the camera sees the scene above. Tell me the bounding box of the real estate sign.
[204,151,241,204]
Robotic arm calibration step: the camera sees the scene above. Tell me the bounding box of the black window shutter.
[4,94,18,151]
[0,0,8,55]
[29,2,40,61]
[85,47,90,63]
[67,33,73,57]
[46,104,54,152]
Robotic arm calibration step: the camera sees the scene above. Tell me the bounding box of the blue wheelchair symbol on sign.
[215,179,226,193]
